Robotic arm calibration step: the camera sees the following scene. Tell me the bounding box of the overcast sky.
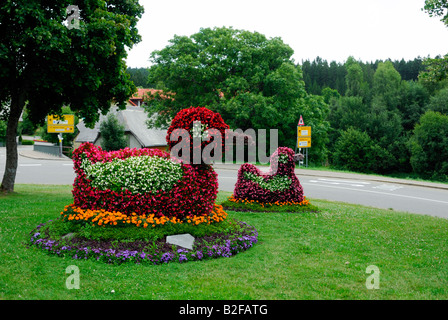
[126,0,448,68]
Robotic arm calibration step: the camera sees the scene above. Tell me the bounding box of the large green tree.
[372,61,402,111]
[100,113,127,151]
[410,111,448,181]
[345,57,369,98]
[146,27,329,163]
[423,0,448,26]
[0,0,144,192]
[426,87,448,114]
[420,1,448,87]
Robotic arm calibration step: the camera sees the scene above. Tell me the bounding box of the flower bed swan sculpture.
[233,147,305,204]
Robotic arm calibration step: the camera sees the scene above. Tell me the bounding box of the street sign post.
[298,137,312,148]
[47,115,75,157]
[47,125,75,133]
[47,115,75,133]
[297,126,311,140]
[296,115,311,167]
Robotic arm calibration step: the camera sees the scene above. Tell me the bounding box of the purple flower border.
[28,221,258,265]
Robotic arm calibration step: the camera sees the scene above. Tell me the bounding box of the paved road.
[216,168,448,219]
[2,146,448,219]
[0,146,75,185]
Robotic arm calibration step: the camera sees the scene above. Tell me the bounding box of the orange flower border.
[61,203,228,228]
[228,194,311,207]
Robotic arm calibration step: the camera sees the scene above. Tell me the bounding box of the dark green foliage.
[321,87,341,104]
[126,67,151,87]
[410,111,448,181]
[419,0,448,93]
[345,58,369,98]
[99,113,127,151]
[0,121,5,143]
[393,58,425,81]
[423,0,448,26]
[399,81,430,131]
[332,128,395,174]
[20,140,34,145]
[419,55,448,91]
[372,61,402,111]
[426,87,448,115]
[323,55,446,177]
[0,0,144,191]
[146,27,330,163]
[301,57,425,97]
[19,109,38,135]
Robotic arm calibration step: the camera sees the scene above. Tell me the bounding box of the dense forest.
[301,57,425,95]
[299,56,448,181]
[125,55,448,182]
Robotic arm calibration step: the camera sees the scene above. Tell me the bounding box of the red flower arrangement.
[166,107,229,164]
[72,143,218,219]
[233,147,304,204]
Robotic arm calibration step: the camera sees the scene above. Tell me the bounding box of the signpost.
[297,137,311,148]
[296,115,311,167]
[47,115,75,133]
[47,115,75,157]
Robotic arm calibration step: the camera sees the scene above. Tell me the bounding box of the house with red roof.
[127,88,157,107]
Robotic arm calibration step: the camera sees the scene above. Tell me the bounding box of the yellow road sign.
[297,126,311,137]
[47,114,75,126]
[47,115,75,133]
[47,125,75,133]
[297,137,311,148]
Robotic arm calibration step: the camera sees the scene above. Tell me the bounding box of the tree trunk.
[1,93,25,193]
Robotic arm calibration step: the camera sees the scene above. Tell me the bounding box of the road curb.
[19,150,72,161]
[293,169,448,191]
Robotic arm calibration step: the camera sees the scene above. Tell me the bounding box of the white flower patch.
[81,155,183,194]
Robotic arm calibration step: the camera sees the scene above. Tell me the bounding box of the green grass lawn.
[1,184,447,300]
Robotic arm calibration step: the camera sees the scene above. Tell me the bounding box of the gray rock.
[166,233,195,250]
[62,232,75,240]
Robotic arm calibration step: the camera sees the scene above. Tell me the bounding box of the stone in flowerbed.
[28,205,258,265]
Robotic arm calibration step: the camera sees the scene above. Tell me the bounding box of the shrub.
[332,128,395,174]
[100,113,127,151]
[21,139,34,145]
[410,111,448,181]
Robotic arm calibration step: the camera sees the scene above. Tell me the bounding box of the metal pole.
[306,148,308,168]
[58,133,63,157]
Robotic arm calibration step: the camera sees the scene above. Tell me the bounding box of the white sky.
[126,0,448,68]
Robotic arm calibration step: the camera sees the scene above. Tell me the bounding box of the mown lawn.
[1,184,447,300]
